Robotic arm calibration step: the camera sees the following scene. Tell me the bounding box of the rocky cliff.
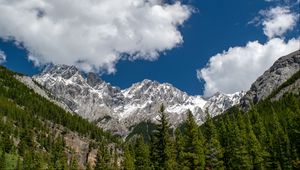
[240,50,300,110]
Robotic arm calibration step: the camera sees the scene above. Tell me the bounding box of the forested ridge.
[0,66,121,169]
[0,65,299,169]
[123,73,300,169]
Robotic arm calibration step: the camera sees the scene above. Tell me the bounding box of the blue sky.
[0,0,299,96]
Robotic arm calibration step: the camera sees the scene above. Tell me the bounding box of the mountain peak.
[41,64,80,79]
[33,64,244,136]
[86,72,103,87]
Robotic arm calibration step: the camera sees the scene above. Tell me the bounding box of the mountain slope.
[241,50,300,110]
[33,65,244,136]
[0,66,118,169]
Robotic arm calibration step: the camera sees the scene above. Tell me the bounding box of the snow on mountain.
[33,64,244,136]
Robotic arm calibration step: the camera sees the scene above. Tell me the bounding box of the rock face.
[241,50,300,110]
[33,65,244,136]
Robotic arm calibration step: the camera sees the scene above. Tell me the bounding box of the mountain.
[1,50,299,169]
[241,50,300,110]
[33,65,244,136]
[0,66,118,169]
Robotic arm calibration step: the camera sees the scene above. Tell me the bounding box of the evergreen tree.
[245,118,266,169]
[267,110,291,169]
[203,112,224,170]
[95,143,111,170]
[234,113,251,169]
[124,145,135,170]
[226,115,251,169]
[52,137,68,170]
[175,128,186,169]
[134,136,151,169]
[182,110,205,169]
[251,108,268,146]
[150,104,173,170]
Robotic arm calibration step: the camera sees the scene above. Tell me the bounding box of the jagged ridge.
[33,65,244,136]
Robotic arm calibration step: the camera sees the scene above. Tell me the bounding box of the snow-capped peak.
[33,65,245,136]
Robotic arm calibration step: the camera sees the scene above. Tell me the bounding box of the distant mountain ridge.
[33,65,244,136]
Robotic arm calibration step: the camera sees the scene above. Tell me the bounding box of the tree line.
[0,65,299,169]
[123,93,300,170]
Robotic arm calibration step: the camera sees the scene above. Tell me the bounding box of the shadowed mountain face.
[241,50,300,110]
[33,65,244,136]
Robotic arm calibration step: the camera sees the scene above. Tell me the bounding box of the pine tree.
[245,117,266,170]
[150,104,173,170]
[175,129,186,169]
[267,109,291,169]
[124,145,135,170]
[52,137,68,170]
[226,114,251,169]
[95,143,111,170]
[218,116,231,169]
[204,112,224,170]
[233,113,251,169]
[182,110,205,169]
[251,108,268,146]
[134,136,151,169]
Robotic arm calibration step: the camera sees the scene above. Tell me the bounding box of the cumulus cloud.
[260,6,299,38]
[198,4,300,96]
[197,38,300,96]
[0,0,192,73]
[0,50,6,64]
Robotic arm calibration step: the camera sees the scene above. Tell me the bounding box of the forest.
[0,65,299,169]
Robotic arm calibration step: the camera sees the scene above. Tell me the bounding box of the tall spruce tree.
[95,143,111,170]
[175,128,186,169]
[182,110,205,170]
[226,116,251,169]
[251,108,268,146]
[134,136,151,169]
[124,145,135,170]
[150,104,173,170]
[204,112,224,170]
[245,117,266,170]
[267,109,291,169]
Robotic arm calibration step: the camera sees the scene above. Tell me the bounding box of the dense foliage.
[0,65,299,169]
[0,66,119,169]
[124,93,300,169]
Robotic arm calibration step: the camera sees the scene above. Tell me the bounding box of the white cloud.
[197,38,300,96]
[0,0,192,73]
[0,50,6,64]
[260,6,299,38]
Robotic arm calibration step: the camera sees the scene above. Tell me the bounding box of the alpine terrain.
[32,65,244,136]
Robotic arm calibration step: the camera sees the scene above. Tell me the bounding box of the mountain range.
[0,49,299,169]
[15,50,300,136]
[30,65,243,136]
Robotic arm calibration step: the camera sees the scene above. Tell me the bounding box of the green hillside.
[1,65,299,170]
[123,73,300,170]
[0,66,120,169]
